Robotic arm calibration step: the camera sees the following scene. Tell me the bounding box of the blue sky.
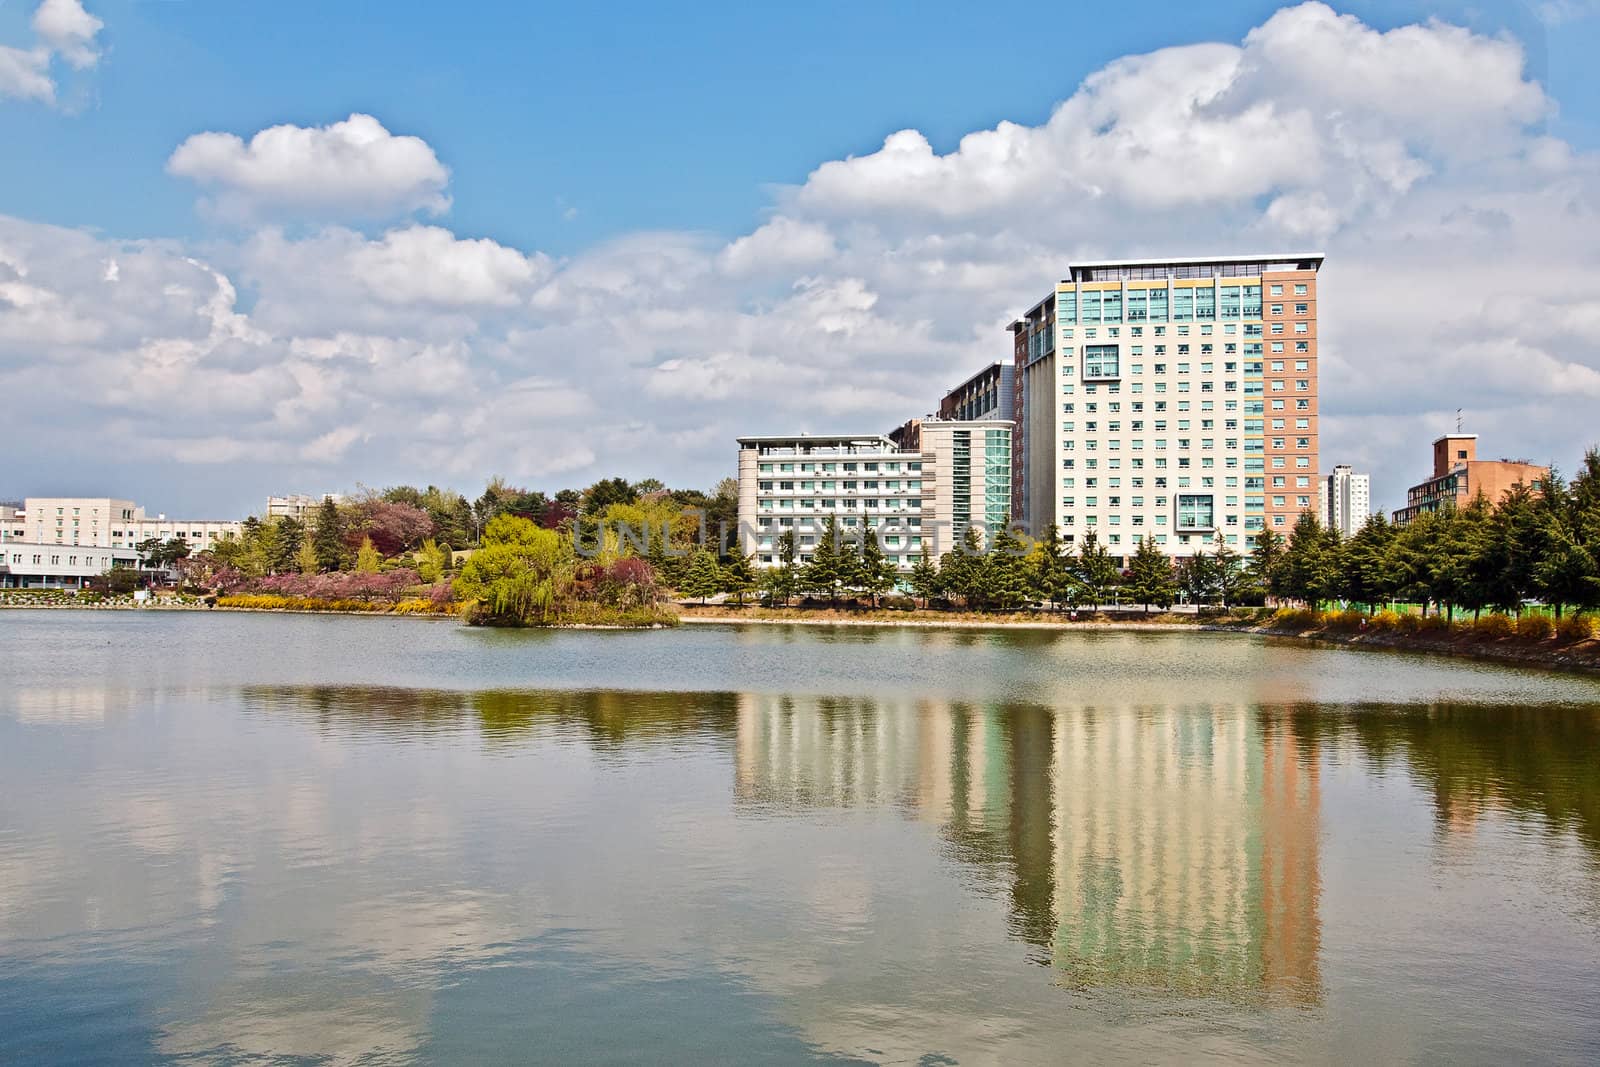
[3,0,1600,516]
[4,0,1593,253]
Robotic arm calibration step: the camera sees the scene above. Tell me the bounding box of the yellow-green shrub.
[1271,607,1321,630]
[1516,614,1555,641]
[1324,609,1367,632]
[392,598,448,615]
[1556,614,1597,642]
[1369,610,1403,632]
[1472,614,1515,639]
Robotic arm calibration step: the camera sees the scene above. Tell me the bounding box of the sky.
[3,0,1600,518]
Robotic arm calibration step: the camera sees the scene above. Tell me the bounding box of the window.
[1176,494,1214,530]
[1084,344,1119,378]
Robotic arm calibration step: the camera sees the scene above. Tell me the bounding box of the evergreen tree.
[1123,536,1177,613]
[1179,551,1218,606]
[313,496,345,572]
[720,551,758,606]
[939,526,988,610]
[1211,533,1246,609]
[681,549,723,604]
[1283,512,1329,607]
[767,528,800,606]
[909,544,941,608]
[801,515,848,604]
[1483,482,1541,614]
[1031,524,1066,609]
[272,517,305,574]
[986,522,1032,611]
[1342,513,1396,610]
[1250,527,1286,603]
[1073,531,1119,609]
[854,524,899,607]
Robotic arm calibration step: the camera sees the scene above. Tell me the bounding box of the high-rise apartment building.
[1016,254,1323,562]
[1321,465,1371,537]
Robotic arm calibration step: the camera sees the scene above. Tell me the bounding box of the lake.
[2,611,1599,1064]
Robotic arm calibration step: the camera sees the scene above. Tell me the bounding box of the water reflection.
[9,678,1598,1064]
[734,696,1323,1003]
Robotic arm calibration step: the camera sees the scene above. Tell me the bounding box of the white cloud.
[166,114,452,222]
[0,1,102,103]
[32,0,103,70]
[6,2,1600,516]
[0,45,53,102]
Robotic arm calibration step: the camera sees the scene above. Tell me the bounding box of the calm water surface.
[2,612,1599,1065]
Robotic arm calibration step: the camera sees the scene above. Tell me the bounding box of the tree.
[801,515,848,605]
[296,536,320,577]
[939,526,989,610]
[1030,524,1067,609]
[720,552,758,606]
[986,522,1032,611]
[355,535,381,574]
[272,517,305,574]
[1250,528,1286,603]
[583,477,637,515]
[1073,531,1119,610]
[765,528,800,607]
[853,524,899,607]
[313,496,345,572]
[416,538,450,583]
[1211,534,1246,609]
[909,544,941,609]
[1123,536,1177,613]
[454,515,576,625]
[1179,551,1218,606]
[1342,513,1396,610]
[680,550,723,604]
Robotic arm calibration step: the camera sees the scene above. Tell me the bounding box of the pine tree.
[1211,533,1245,609]
[801,515,847,604]
[939,525,989,610]
[681,549,723,604]
[1179,551,1218,606]
[1073,531,1118,610]
[766,528,799,606]
[854,524,899,607]
[1124,536,1177,613]
[720,552,758,606]
[1250,527,1286,604]
[272,517,304,574]
[1032,524,1066,609]
[909,544,941,609]
[986,522,1032,611]
[313,496,344,573]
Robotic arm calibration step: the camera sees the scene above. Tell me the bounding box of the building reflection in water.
[734,695,1322,1004]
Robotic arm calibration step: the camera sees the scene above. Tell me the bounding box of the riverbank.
[677,604,1600,674]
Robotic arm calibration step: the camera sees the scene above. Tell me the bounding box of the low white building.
[1,542,141,589]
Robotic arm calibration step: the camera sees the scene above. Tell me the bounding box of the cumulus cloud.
[32,0,103,69]
[166,114,452,222]
[6,3,1600,515]
[0,0,102,102]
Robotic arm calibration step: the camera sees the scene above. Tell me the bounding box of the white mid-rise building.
[1322,465,1371,537]
[736,425,1014,573]
[4,497,245,550]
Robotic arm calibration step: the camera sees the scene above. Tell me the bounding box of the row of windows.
[756,461,921,474]
[758,481,922,492]
[1065,323,1258,340]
